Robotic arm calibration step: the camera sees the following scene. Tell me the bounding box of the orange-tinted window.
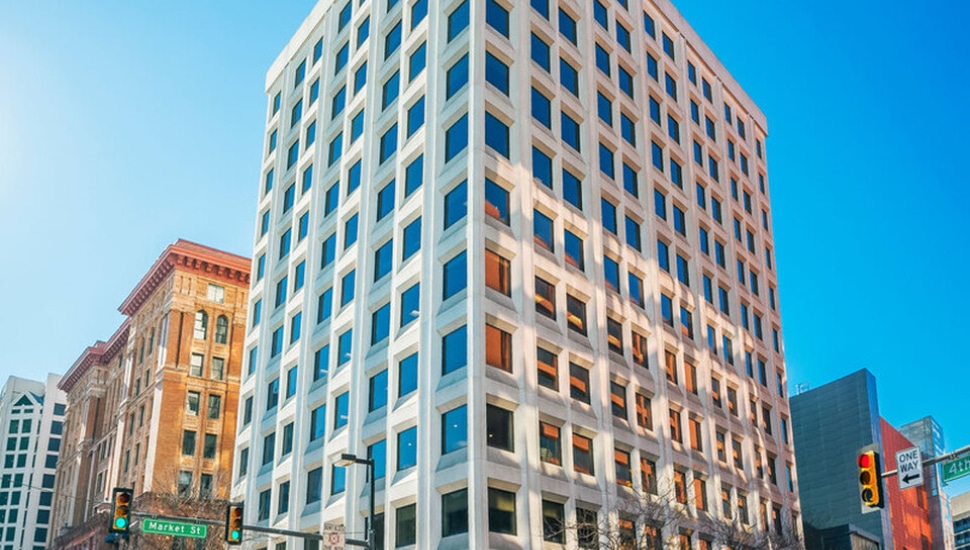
[485,249,511,296]
[485,324,511,372]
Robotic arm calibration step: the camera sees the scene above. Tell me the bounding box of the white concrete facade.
[234,0,797,548]
[0,374,66,550]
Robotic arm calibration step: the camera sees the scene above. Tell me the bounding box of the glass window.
[486,52,510,95]
[534,210,554,252]
[539,422,562,465]
[443,251,467,300]
[567,295,586,335]
[488,488,517,535]
[532,87,551,127]
[531,33,550,70]
[487,0,509,36]
[485,250,511,296]
[407,97,424,136]
[446,55,469,99]
[485,113,510,158]
[485,179,509,224]
[533,147,553,188]
[485,324,512,372]
[399,353,418,397]
[445,114,469,161]
[442,404,468,454]
[535,277,556,319]
[397,426,417,470]
[447,0,469,40]
[402,217,421,260]
[442,488,469,536]
[486,404,514,451]
[400,283,420,327]
[442,325,467,375]
[369,370,388,411]
[573,433,594,475]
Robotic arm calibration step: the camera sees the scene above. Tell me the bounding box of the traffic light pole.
[880,442,970,478]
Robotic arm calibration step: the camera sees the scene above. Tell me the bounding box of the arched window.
[194,310,209,340]
[215,315,229,344]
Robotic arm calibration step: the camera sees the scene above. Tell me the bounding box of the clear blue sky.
[1,1,968,495]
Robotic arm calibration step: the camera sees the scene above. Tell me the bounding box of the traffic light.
[110,487,133,533]
[858,451,884,508]
[225,503,244,545]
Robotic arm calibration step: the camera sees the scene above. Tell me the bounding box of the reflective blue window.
[446,55,468,99]
[335,43,349,73]
[447,1,469,41]
[380,124,398,163]
[563,169,582,210]
[625,217,641,251]
[531,0,549,18]
[445,114,468,161]
[405,155,423,196]
[604,256,620,291]
[402,218,421,260]
[531,33,550,71]
[602,199,617,234]
[328,133,343,166]
[534,210,554,252]
[487,0,509,36]
[665,73,677,100]
[657,240,669,272]
[321,234,336,268]
[411,0,427,28]
[340,270,356,306]
[334,392,349,428]
[654,189,666,220]
[397,426,417,470]
[344,213,358,248]
[560,59,579,96]
[406,97,425,137]
[485,179,509,224]
[317,288,332,324]
[347,159,362,195]
[369,370,388,411]
[374,240,393,280]
[371,304,391,345]
[623,163,637,197]
[377,180,395,222]
[325,184,339,216]
[302,165,313,193]
[338,328,353,366]
[442,405,468,454]
[532,147,552,188]
[409,43,426,80]
[382,72,400,109]
[532,87,551,127]
[661,293,673,325]
[385,21,402,58]
[401,283,420,327]
[595,45,610,76]
[651,141,663,171]
[442,325,468,375]
[442,251,467,299]
[444,180,467,228]
[593,0,608,29]
[618,67,634,98]
[332,87,346,118]
[646,53,658,81]
[564,230,584,271]
[559,9,576,44]
[599,143,614,180]
[485,113,510,158]
[561,113,581,151]
[399,353,418,396]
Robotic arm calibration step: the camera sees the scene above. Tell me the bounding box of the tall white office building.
[234,0,799,548]
[0,375,66,550]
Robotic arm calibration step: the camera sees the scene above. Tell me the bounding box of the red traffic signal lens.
[858,453,872,468]
[117,493,131,504]
[231,508,243,520]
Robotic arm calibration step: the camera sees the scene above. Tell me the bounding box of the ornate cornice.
[59,321,129,394]
[118,239,251,316]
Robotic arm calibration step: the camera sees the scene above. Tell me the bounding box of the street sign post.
[943,454,970,483]
[322,524,346,550]
[141,518,208,539]
[896,447,924,490]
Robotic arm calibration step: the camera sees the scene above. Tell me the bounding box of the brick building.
[51,240,250,549]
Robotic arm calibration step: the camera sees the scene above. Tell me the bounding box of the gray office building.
[790,369,891,550]
[953,492,970,550]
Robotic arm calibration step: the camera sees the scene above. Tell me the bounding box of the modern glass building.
[0,375,66,550]
[233,0,798,547]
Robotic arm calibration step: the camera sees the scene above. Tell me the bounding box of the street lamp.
[335,453,376,550]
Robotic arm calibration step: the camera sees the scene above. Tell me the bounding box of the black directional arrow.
[902,473,920,484]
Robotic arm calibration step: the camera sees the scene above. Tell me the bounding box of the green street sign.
[943,455,970,483]
[141,518,208,539]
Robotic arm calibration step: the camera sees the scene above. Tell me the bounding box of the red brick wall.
[881,418,932,550]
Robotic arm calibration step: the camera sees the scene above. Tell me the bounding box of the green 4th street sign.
[141,518,208,539]
[943,455,970,483]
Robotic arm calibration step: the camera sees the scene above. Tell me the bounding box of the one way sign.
[896,447,924,490]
